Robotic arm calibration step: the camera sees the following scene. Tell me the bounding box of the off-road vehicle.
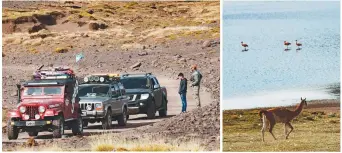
[120,73,168,119]
[6,66,83,140]
[79,74,128,129]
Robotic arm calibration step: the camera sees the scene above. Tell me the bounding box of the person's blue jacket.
[178,78,187,94]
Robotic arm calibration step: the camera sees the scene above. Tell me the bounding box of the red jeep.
[6,66,83,139]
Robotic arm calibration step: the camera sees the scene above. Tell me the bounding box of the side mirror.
[153,84,160,89]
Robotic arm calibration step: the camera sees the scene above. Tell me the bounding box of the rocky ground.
[2,1,220,151]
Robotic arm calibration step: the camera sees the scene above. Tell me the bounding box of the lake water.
[222,1,340,109]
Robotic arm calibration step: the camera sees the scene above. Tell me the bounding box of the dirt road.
[2,67,212,143]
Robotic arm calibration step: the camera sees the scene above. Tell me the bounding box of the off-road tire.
[28,132,39,137]
[72,116,83,135]
[117,108,127,126]
[147,100,156,119]
[52,116,64,138]
[159,98,168,117]
[102,109,112,129]
[7,119,19,140]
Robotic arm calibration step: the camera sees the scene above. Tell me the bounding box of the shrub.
[55,47,68,53]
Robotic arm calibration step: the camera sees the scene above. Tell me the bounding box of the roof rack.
[121,73,152,77]
[32,65,75,80]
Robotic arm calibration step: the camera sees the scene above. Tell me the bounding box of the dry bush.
[90,133,205,151]
[55,47,68,53]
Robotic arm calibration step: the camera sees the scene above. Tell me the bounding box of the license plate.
[26,121,35,126]
[82,112,87,116]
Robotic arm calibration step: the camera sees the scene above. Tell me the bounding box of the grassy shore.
[223,100,340,152]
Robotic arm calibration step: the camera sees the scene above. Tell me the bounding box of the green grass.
[223,108,340,151]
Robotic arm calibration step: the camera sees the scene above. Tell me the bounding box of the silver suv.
[79,74,128,129]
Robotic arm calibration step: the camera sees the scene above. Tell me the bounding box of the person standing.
[178,73,187,113]
[190,64,202,108]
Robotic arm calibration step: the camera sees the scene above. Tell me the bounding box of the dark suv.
[79,74,128,129]
[120,73,167,119]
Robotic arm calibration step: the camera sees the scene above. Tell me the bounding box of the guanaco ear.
[301,97,302,100]
[304,98,306,101]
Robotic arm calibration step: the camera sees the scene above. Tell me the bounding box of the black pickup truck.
[120,73,168,119]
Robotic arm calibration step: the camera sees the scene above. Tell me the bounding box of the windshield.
[23,87,62,96]
[79,84,109,97]
[121,78,149,89]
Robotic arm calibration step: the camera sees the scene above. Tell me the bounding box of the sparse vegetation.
[223,101,340,151]
[55,47,68,53]
[90,133,205,152]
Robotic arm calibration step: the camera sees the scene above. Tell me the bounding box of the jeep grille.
[80,103,95,111]
[27,106,39,119]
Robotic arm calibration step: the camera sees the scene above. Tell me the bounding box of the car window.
[44,87,62,95]
[78,85,109,97]
[113,84,120,97]
[24,87,42,96]
[153,78,159,84]
[152,78,159,86]
[121,78,149,89]
[150,78,155,88]
[118,83,126,95]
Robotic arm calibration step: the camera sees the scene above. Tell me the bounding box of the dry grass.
[55,47,68,53]
[11,144,64,152]
[223,103,340,151]
[2,8,58,20]
[90,133,205,151]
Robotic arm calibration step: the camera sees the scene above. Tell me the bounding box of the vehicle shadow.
[129,114,176,120]
[9,115,176,141]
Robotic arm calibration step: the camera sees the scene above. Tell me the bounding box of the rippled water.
[222,1,340,109]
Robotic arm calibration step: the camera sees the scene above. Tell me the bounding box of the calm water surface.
[223,1,340,109]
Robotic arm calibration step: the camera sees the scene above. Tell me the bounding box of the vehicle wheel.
[52,116,64,138]
[83,120,88,127]
[102,109,112,129]
[27,132,38,137]
[7,119,19,140]
[72,117,83,135]
[159,98,168,117]
[117,108,127,126]
[147,100,156,119]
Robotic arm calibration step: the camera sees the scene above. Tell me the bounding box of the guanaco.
[259,97,307,142]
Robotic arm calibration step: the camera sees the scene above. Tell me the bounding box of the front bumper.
[81,110,105,119]
[12,120,52,127]
[127,99,150,114]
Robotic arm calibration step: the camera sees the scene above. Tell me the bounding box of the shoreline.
[223,84,340,110]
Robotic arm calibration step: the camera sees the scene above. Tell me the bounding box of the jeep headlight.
[19,106,26,113]
[140,94,149,100]
[38,106,46,113]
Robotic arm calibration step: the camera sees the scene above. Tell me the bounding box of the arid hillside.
[2,1,220,151]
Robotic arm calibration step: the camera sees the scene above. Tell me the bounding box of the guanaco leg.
[261,115,267,142]
[284,123,288,138]
[285,122,294,139]
[268,122,277,140]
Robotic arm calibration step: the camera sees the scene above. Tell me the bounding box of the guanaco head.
[300,97,307,106]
